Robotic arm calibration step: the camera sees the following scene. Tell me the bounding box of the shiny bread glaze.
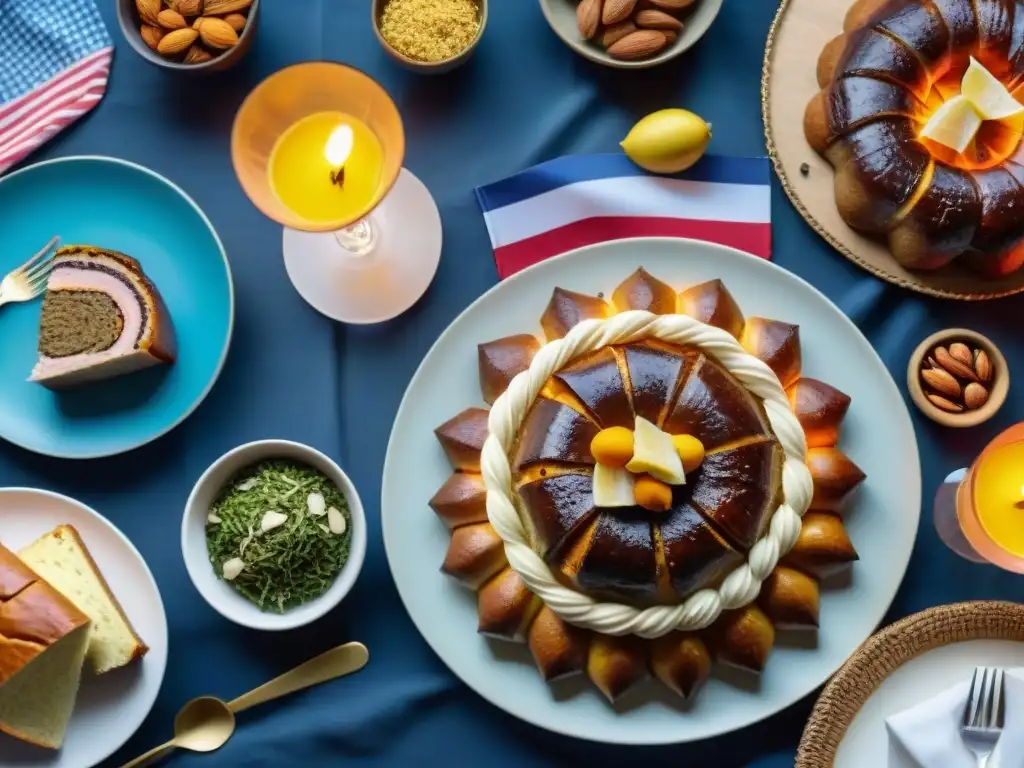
[807,0,1024,275]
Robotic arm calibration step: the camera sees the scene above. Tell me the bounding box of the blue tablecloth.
[2,1,1024,766]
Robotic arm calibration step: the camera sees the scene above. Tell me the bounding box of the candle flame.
[325,125,354,168]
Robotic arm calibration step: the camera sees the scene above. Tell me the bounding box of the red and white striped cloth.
[475,153,772,280]
[0,0,113,175]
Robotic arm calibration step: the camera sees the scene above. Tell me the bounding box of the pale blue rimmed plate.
[0,156,233,459]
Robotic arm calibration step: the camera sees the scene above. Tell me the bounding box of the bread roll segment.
[759,565,821,629]
[587,634,648,702]
[441,522,507,589]
[478,334,541,405]
[477,568,541,641]
[711,604,776,672]
[434,407,489,472]
[0,543,92,750]
[783,511,860,578]
[528,605,590,682]
[611,267,678,314]
[540,288,612,341]
[740,318,803,389]
[807,447,867,511]
[429,472,488,529]
[787,378,852,449]
[649,632,711,699]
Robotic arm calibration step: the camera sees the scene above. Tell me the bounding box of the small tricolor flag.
[476,153,772,280]
[0,0,113,176]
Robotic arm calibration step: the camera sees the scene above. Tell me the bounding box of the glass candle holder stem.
[933,468,987,562]
[333,216,379,257]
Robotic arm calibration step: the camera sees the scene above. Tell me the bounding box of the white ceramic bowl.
[182,439,367,631]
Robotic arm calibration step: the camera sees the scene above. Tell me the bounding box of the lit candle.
[268,111,385,226]
[972,440,1024,558]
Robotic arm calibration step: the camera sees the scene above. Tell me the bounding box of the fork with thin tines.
[0,236,59,309]
[961,666,1006,767]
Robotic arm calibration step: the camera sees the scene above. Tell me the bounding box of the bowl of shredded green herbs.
[181,440,366,630]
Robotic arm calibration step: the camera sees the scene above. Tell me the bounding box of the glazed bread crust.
[0,542,92,748]
[0,544,89,686]
[512,342,782,609]
[807,0,1024,276]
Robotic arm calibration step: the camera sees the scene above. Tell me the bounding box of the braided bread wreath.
[806,0,1024,276]
[429,269,867,703]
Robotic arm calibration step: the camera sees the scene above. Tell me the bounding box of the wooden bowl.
[372,0,487,74]
[116,0,260,74]
[538,0,722,70]
[907,329,1009,428]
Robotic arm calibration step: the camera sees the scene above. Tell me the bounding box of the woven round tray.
[761,0,1024,301]
[797,601,1024,766]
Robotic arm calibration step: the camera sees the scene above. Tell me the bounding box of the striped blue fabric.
[0,0,112,104]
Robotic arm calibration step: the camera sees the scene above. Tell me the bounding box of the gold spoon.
[121,641,369,768]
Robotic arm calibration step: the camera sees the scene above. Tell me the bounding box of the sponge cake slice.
[19,526,148,675]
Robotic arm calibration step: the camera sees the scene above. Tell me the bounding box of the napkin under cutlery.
[887,668,1024,767]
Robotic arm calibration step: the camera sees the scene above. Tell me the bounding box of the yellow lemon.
[920,94,982,153]
[621,109,712,174]
[961,56,1024,120]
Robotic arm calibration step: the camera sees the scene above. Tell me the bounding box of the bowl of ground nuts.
[117,0,260,73]
[372,0,488,74]
[540,0,721,69]
[907,328,1009,429]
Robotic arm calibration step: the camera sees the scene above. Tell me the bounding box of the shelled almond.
[135,0,252,65]
[157,9,187,29]
[575,0,697,60]
[919,341,995,413]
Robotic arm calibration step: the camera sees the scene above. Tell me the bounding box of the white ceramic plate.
[0,488,168,767]
[836,640,1024,766]
[381,238,921,744]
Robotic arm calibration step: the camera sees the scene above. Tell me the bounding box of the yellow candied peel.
[379,0,480,63]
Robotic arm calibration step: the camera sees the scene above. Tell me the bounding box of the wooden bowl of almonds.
[907,329,1009,428]
[117,0,260,73]
[539,0,722,69]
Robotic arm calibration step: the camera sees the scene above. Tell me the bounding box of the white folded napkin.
[886,668,1024,767]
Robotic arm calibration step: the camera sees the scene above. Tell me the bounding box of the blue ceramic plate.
[0,157,233,458]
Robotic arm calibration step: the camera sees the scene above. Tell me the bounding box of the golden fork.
[0,236,60,309]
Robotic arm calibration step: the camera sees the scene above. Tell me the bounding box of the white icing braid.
[481,310,812,640]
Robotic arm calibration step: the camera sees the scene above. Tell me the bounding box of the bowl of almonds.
[907,328,1009,428]
[117,0,260,72]
[539,0,722,68]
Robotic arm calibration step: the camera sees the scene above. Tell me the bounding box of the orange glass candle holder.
[231,62,442,324]
[232,62,403,233]
[935,422,1024,571]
